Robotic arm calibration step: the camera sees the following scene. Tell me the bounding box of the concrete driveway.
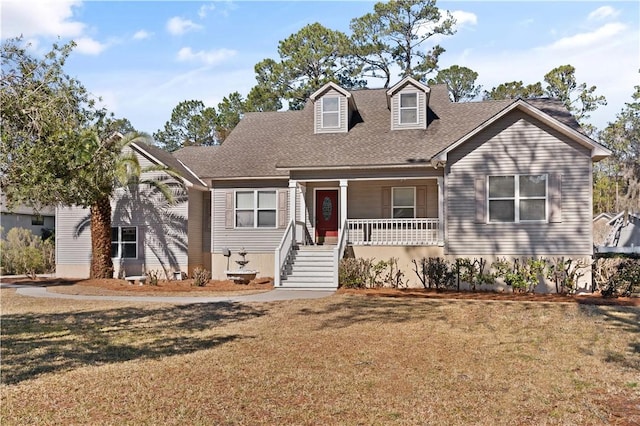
[1,283,335,304]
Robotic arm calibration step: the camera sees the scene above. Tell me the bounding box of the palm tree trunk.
[90,195,114,278]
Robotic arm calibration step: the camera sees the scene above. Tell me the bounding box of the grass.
[1,288,639,425]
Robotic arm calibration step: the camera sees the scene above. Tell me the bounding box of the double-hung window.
[488,175,547,222]
[392,187,415,218]
[235,190,277,228]
[111,226,137,258]
[322,97,340,128]
[399,93,418,124]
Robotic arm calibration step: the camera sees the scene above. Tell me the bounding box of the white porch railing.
[274,220,295,287]
[347,218,441,246]
[333,219,349,287]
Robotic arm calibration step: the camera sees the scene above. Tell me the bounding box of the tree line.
[155,0,607,151]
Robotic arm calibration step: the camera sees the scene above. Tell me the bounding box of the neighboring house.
[596,211,640,253]
[593,212,613,246]
[55,77,611,291]
[0,193,55,238]
[55,142,209,278]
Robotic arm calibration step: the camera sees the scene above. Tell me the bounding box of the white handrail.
[274,220,295,287]
[333,219,349,287]
[346,218,441,246]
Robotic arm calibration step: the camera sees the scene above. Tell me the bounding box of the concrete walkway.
[1,283,335,304]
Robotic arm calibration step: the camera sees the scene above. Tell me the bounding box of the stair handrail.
[275,219,295,287]
[333,219,349,288]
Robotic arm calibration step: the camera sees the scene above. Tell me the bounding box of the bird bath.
[225,248,258,284]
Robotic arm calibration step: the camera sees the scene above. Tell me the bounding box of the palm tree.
[78,131,184,278]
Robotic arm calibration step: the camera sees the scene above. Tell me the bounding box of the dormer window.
[399,93,418,124]
[387,77,430,130]
[322,97,340,128]
[310,82,354,134]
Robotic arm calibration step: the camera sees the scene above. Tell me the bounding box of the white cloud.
[450,10,478,29]
[198,3,216,19]
[166,17,203,36]
[74,37,108,55]
[133,30,152,40]
[417,10,477,45]
[1,0,85,39]
[588,6,620,21]
[544,22,627,51]
[176,47,237,66]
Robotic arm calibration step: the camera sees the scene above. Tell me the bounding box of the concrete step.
[293,260,333,266]
[284,265,334,272]
[282,275,333,282]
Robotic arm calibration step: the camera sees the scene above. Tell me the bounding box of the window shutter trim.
[417,186,426,217]
[278,190,288,229]
[549,173,562,223]
[475,177,486,224]
[381,186,391,218]
[225,191,233,229]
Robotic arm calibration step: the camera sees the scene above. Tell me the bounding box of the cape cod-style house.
[56,77,611,291]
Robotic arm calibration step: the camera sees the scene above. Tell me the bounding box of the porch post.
[437,176,444,245]
[289,179,297,241]
[339,179,348,228]
[299,184,307,243]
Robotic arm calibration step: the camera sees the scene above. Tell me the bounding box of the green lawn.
[1,288,639,425]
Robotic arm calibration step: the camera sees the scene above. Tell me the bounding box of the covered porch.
[289,176,444,247]
[275,173,444,288]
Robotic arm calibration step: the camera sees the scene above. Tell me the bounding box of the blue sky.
[2,1,638,135]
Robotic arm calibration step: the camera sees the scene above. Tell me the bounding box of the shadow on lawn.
[300,294,562,330]
[578,304,640,372]
[1,302,266,385]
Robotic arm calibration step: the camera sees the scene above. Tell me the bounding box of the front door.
[315,189,339,244]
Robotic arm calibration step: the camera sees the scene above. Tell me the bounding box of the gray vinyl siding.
[348,180,438,219]
[445,110,593,256]
[390,86,427,130]
[1,213,55,238]
[212,186,289,253]
[314,88,348,134]
[56,206,92,265]
[55,147,193,276]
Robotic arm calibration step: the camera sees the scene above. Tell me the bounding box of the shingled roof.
[173,145,219,178]
[131,141,206,188]
[177,84,587,180]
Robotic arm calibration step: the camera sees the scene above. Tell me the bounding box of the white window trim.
[392,186,416,218]
[321,96,340,129]
[111,226,138,259]
[234,190,278,229]
[487,174,548,223]
[399,93,419,125]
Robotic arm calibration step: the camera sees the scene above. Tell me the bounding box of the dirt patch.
[1,277,274,297]
[337,287,640,307]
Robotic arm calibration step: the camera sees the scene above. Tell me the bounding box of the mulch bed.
[0,277,274,293]
[2,277,638,306]
[338,287,640,306]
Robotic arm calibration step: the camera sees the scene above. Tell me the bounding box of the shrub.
[146,269,162,286]
[492,257,546,293]
[0,228,55,278]
[600,258,640,297]
[339,258,407,289]
[413,257,455,289]
[546,257,589,294]
[455,258,494,291]
[192,267,211,287]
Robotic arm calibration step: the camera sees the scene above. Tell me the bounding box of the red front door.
[315,189,339,244]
